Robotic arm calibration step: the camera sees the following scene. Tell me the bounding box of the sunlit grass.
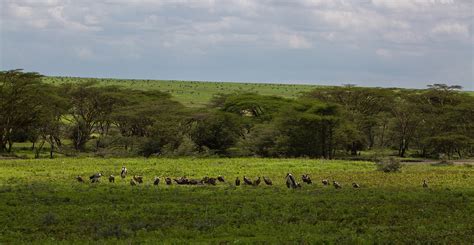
[0,158,473,243]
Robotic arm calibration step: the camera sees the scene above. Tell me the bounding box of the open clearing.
[1,158,473,243]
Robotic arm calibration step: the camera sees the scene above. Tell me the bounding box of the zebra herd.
[74,166,370,189]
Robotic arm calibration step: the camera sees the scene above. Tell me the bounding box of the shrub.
[377,157,402,172]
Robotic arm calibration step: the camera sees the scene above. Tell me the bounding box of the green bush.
[377,157,402,172]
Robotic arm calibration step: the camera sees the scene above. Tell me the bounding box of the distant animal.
[133,175,143,184]
[254,177,261,186]
[302,174,312,184]
[243,176,253,185]
[120,166,127,178]
[285,173,298,189]
[207,177,217,185]
[235,177,241,186]
[153,177,160,185]
[352,182,360,188]
[90,173,102,183]
[201,176,210,184]
[174,177,188,185]
[76,176,84,183]
[130,179,136,186]
[165,177,172,185]
[109,175,115,183]
[333,181,342,189]
[263,176,272,185]
[322,179,330,186]
[188,179,199,185]
[423,179,428,188]
[217,176,225,182]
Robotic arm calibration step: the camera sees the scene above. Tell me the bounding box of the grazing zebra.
[423,180,428,188]
[153,177,160,185]
[165,177,172,185]
[109,175,115,183]
[333,181,342,189]
[263,176,272,185]
[130,179,136,186]
[322,179,330,186]
[120,166,127,178]
[352,182,360,188]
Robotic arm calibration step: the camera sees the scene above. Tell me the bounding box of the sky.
[1,0,473,89]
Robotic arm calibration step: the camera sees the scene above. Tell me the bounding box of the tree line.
[1,69,473,159]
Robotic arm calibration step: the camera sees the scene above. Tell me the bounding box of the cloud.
[432,22,470,38]
[1,0,472,89]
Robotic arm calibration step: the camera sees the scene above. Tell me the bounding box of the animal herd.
[75,166,430,189]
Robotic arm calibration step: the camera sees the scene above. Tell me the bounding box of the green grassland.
[1,158,473,243]
[43,77,321,107]
[43,76,474,107]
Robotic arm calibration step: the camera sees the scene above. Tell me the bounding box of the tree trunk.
[49,136,54,159]
[351,142,357,156]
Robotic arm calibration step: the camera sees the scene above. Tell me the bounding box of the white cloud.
[432,22,470,38]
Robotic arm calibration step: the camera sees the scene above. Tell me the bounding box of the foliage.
[377,157,402,172]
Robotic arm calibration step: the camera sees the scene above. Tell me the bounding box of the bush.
[377,157,402,172]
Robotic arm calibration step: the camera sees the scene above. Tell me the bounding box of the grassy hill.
[43,76,474,107]
[43,77,321,107]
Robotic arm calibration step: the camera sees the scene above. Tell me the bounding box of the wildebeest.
[153,177,160,185]
[235,177,241,186]
[322,179,330,186]
[352,182,360,188]
[263,176,272,185]
[76,176,84,183]
[423,179,428,188]
[109,175,115,183]
[165,177,172,185]
[217,176,225,182]
[207,177,217,185]
[174,177,189,185]
[302,174,312,184]
[201,176,210,184]
[333,181,342,189]
[120,166,127,178]
[243,176,253,185]
[285,173,299,189]
[188,179,199,185]
[90,173,102,183]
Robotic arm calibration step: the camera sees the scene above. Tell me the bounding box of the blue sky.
[1,0,473,89]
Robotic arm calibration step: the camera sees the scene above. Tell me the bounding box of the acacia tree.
[0,70,49,152]
[61,83,125,151]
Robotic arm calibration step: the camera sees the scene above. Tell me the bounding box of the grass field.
[43,77,320,107]
[1,158,473,243]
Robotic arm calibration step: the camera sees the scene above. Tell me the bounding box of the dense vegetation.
[1,158,473,243]
[1,69,473,160]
